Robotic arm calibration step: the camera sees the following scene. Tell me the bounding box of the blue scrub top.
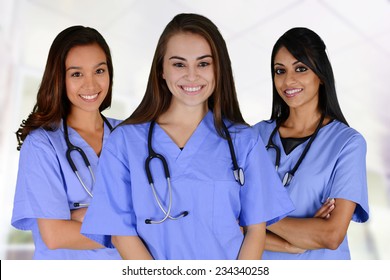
[254,119,369,260]
[11,117,122,260]
[81,111,295,260]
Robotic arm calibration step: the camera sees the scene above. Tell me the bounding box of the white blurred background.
[0,0,389,259]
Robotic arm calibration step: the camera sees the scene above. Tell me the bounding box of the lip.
[80,93,99,102]
[180,85,203,95]
[284,88,302,98]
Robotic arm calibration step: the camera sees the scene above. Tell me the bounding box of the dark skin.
[265,47,357,253]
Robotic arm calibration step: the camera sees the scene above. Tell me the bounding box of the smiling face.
[273,46,321,113]
[162,32,215,111]
[65,43,109,115]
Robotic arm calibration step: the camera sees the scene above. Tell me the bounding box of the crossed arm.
[38,207,104,250]
[265,198,356,253]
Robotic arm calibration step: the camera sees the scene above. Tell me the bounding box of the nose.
[284,71,297,86]
[185,66,199,81]
[82,74,97,90]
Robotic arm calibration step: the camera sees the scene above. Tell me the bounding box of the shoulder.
[105,117,123,128]
[19,127,63,158]
[105,122,149,150]
[226,122,265,151]
[226,122,253,137]
[24,126,62,147]
[111,122,149,137]
[326,120,366,147]
[252,119,276,140]
[318,121,367,160]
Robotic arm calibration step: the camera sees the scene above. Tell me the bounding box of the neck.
[158,103,208,127]
[66,109,105,156]
[67,110,103,132]
[157,104,208,148]
[280,108,323,138]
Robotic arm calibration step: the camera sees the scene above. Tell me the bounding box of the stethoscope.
[266,114,324,187]
[144,119,244,224]
[63,115,113,208]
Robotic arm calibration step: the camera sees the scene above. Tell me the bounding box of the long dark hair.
[16,25,113,150]
[122,13,246,137]
[270,27,348,126]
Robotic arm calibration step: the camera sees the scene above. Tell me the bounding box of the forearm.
[265,230,305,253]
[268,217,330,249]
[112,235,153,260]
[268,199,355,250]
[268,217,343,250]
[38,218,104,250]
[238,223,265,260]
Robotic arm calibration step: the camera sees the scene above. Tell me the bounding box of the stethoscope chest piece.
[267,114,325,188]
[234,168,245,186]
[282,172,293,187]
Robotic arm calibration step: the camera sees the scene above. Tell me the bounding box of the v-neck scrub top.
[11,118,122,260]
[254,119,369,259]
[81,111,295,260]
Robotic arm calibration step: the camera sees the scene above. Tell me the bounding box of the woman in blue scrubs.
[11,26,121,259]
[81,13,294,260]
[254,27,369,259]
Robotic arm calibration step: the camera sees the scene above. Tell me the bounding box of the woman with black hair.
[254,27,369,259]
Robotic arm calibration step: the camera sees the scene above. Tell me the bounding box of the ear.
[162,72,166,80]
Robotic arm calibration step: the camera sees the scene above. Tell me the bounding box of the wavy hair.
[16,25,113,150]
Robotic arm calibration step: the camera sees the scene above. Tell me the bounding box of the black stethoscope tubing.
[144,119,244,224]
[266,114,325,186]
[64,115,113,207]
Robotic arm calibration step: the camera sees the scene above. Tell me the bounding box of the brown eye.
[199,61,210,67]
[173,63,185,68]
[71,72,82,77]
[296,66,308,72]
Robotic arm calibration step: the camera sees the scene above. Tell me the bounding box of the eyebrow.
[66,62,107,71]
[169,54,213,61]
[274,60,301,67]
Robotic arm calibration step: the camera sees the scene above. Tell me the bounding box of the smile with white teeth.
[284,88,302,96]
[80,93,98,100]
[182,86,202,92]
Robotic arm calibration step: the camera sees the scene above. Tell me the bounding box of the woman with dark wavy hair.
[81,13,294,260]
[254,27,369,259]
[11,25,121,259]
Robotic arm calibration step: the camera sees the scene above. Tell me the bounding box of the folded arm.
[38,217,104,250]
[267,198,356,250]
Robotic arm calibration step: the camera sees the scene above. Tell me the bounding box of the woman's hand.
[314,198,335,219]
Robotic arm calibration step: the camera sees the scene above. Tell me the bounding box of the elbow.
[112,235,120,248]
[42,235,61,250]
[322,231,345,250]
